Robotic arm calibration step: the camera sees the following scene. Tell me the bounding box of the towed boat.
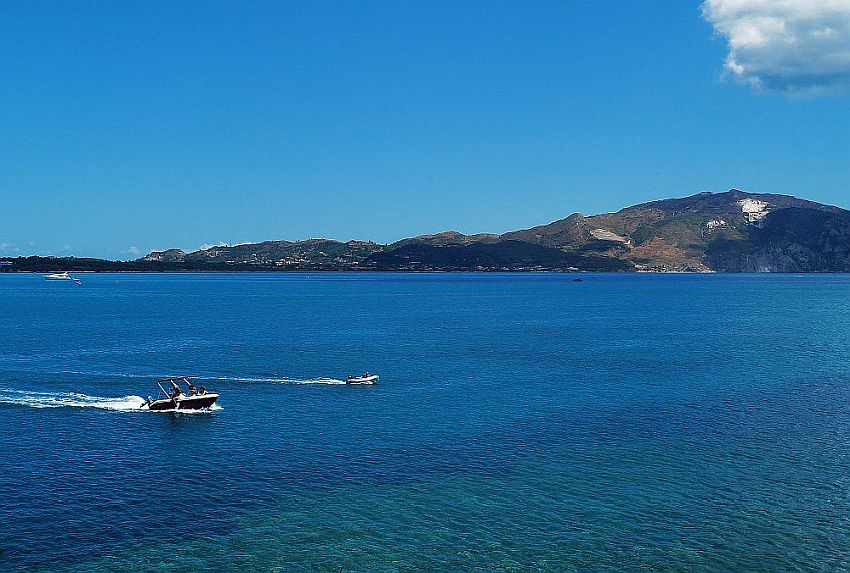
[346,373,379,385]
[142,376,219,411]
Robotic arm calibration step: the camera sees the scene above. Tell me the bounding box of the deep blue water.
[1,272,849,572]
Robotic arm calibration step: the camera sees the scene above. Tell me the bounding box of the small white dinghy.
[346,373,379,385]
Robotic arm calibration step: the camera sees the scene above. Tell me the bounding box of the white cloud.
[126,246,141,256]
[702,0,850,95]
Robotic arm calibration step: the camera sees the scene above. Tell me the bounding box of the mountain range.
[5,190,850,273]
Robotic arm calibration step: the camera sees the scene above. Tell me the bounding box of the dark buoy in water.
[573,277,583,282]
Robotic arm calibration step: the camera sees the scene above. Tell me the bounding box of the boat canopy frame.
[154,375,199,401]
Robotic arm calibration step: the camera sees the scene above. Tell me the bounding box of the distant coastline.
[5,189,850,273]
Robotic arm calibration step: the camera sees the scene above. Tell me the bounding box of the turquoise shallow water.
[1,272,849,571]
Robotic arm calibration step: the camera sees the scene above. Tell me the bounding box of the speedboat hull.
[146,393,219,411]
[346,375,379,385]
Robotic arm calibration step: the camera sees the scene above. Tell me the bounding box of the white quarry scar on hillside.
[738,199,769,223]
[590,229,630,244]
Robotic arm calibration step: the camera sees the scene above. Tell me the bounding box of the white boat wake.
[0,388,147,410]
[0,372,352,412]
[0,368,349,386]
[201,375,347,385]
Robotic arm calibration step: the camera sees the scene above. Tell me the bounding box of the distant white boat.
[44,272,81,284]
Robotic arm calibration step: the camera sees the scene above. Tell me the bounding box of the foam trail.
[200,375,346,385]
[296,378,346,385]
[31,370,346,385]
[0,388,147,411]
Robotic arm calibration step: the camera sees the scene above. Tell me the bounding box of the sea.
[1,272,849,572]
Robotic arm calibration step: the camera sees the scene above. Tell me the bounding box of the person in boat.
[198,386,207,395]
[170,383,182,399]
[187,381,197,396]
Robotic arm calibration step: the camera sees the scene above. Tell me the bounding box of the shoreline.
[5,269,850,275]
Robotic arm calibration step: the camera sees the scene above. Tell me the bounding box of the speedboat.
[141,376,219,411]
[44,272,81,284]
[346,373,379,385]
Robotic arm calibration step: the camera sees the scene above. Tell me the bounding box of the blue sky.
[2,0,850,258]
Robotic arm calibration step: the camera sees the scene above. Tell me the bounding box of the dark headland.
[5,190,850,273]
